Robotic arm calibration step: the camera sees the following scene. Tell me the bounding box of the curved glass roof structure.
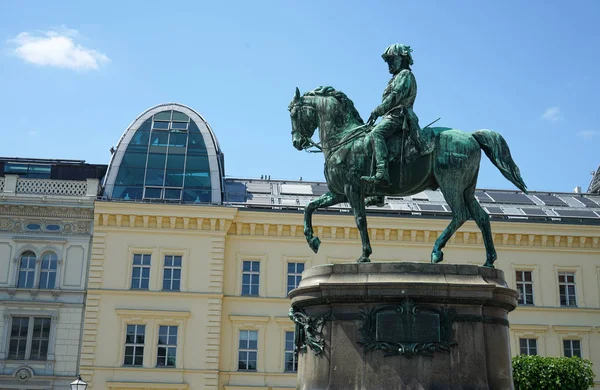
[103,103,224,204]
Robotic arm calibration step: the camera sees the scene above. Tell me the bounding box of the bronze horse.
[289,87,527,267]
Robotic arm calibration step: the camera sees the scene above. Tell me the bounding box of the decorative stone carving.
[14,366,33,383]
[7,288,17,298]
[0,204,93,219]
[0,218,14,230]
[29,289,39,300]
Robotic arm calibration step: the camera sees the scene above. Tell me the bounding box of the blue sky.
[0,0,598,192]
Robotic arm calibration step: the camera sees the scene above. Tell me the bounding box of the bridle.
[290,102,322,152]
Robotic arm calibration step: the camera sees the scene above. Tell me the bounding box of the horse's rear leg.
[304,192,346,253]
[431,188,469,264]
[465,195,497,268]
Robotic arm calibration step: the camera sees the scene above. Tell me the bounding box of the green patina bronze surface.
[289,307,328,355]
[289,43,527,268]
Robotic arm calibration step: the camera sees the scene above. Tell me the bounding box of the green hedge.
[512,355,595,390]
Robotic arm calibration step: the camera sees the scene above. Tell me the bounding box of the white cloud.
[541,106,562,122]
[8,27,109,71]
[577,130,597,140]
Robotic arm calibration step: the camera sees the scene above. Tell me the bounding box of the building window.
[241,261,260,296]
[17,251,36,288]
[131,254,151,290]
[238,330,258,371]
[287,262,304,294]
[162,255,182,291]
[39,253,58,289]
[558,272,577,306]
[157,325,178,367]
[8,317,51,360]
[515,270,534,305]
[284,331,298,372]
[124,324,145,366]
[110,111,213,203]
[519,338,537,355]
[563,339,581,358]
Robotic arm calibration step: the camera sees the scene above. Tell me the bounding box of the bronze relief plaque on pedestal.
[359,298,456,357]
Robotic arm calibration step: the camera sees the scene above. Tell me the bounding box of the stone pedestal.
[288,262,518,390]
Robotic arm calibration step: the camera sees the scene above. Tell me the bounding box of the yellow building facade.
[80,199,600,389]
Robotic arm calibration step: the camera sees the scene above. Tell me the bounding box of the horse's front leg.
[345,185,372,262]
[304,192,346,253]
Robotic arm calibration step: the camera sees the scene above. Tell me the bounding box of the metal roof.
[223,177,600,225]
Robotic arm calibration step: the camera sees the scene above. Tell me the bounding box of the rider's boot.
[361,133,390,185]
[361,162,389,185]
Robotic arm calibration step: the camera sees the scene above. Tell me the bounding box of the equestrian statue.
[289,43,527,268]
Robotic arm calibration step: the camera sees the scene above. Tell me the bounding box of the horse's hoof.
[431,251,444,264]
[309,237,321,253]
[357,256,371,263]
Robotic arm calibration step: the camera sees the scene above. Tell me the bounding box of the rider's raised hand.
[367,112,378,127]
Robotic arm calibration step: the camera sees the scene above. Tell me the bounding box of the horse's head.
[289,87,318,151]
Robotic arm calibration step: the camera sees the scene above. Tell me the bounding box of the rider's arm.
[372,70,411,116]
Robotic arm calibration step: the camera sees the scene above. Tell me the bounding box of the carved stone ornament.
[289,306,329,355]
[14,366,33,383]
[358,298,457,357]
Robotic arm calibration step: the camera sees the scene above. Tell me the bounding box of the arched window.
[17,251,36,288]
[39,253,58,289]
[110,108,216,203]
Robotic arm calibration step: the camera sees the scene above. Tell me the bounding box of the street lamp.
[70,375,87,390]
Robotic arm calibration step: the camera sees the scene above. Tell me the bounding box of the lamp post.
[70,375,87,390]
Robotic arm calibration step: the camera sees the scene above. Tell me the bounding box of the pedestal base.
[289,263,518,390]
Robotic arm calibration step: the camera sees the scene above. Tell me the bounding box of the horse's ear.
[294,87,301,101]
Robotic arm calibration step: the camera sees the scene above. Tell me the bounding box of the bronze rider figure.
[361,43,427,185]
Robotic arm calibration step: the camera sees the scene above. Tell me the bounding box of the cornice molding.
[92,206,600,250]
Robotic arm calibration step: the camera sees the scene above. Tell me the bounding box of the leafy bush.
[512,355,595,390]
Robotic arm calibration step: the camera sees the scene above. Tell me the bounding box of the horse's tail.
[472,129,528,193]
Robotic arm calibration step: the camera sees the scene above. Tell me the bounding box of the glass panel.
[134,351,143,366]
[184,172,210,188]
[171,121,188,130]
[172,111,189,122]
[154,111,172,121]
[147,153,167,169]
[150,131,169,146]
[153,121,170,130]
[121,151,148,168]
[4,163,29,175]
[173,256,182,267]
[165,171,184,187]
[164,189,182,200]
[27,165,51,178]
[169,132,188,148]
[182,189,211,203]
[187,129,207,149]
[116,167,146,186]
[167,154,185,171]
[129,130,151,152]
[243,261,251,272]
[251,262,260,272]
[185,155,210,172]
[145,170,165,186]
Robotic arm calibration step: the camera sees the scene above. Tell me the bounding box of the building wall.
[82,202,600,390]
[0,175,97,389]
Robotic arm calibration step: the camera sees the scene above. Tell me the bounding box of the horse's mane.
[304,86,364,124]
